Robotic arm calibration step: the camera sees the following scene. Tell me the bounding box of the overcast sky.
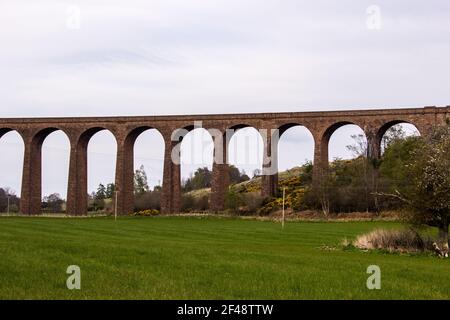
[0,0,447,198]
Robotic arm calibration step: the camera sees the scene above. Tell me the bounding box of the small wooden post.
[114,191,118,221]
[282,187,286,229]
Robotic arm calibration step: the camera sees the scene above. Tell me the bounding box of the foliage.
[0,188,20,213]
[395,125,450,244]
[96,183,107,200]
[182,166,249,193]
[105,183,115,198]
[135,188,161,211]
[353,228,435,253]
[42,193,64,213]
[133,209,160,216]
[229,165,250,184]
[182,167,212,192]
[223,190,265,215]
[181,193,209,212]
[134,165,150,195]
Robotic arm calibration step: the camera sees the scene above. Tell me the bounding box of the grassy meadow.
[0,216,449,299]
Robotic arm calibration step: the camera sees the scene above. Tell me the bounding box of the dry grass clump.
[353,228,434,253]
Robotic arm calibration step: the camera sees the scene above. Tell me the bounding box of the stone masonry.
[0,106,448,215]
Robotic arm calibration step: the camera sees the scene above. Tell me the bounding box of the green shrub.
[133,209,160,216]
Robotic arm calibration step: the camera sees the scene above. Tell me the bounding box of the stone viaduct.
[0,106,448,215]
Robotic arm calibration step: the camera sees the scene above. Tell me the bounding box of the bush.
[353,228,434,253]
[133,209,160,216]
[135,189,161,211]
[224,190,243,214]
[181,194,196,212]
[241,192,265,215]
[181,194,210,212]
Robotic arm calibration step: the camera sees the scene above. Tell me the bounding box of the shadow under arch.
[0,128,25,146]
[377,120,421,141]
[0,128,20,140]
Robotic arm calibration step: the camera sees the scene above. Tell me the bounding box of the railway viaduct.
[0,105,448,215]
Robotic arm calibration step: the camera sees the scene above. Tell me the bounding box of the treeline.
[301,132,421,214]
[0,188,20,213]
[182,165,250,192]
[177,125,423,215]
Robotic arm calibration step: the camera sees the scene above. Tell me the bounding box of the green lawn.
[0,216,448,299]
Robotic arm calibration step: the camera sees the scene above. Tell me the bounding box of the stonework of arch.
[114,126,164,215]
[20,127,71,215]
[0,105,448,215]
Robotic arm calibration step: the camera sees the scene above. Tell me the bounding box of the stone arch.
[179,128,214,211]
[41,130,71,213]
[20,127,71,215]
[116,126,165,214]
[226,124,264,178]
[364,120,422,160]
[0,128,15,139]
[0,129,25,211]
[277,122,315,169]
[65,127,118,215]
[322,121,367,162]
[377,120,421,141]
[180,128,214,175]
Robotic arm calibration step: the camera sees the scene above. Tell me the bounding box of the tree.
[381,124,407,153]
[96,183,107,200]
[386,125,450,246]
[182,167,212,192]
[229,165,250,184]
[106,183,115,198]
[191,167,212,190]
[42,193,64,213]
[0,188,20,213]
[346,134,367,158]
[134,165,149,195]
[253,168,261,178]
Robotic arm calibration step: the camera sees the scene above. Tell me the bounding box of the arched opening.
[87,130,117,214]
[133,128,165,212]
[328,124,367,161]
[379,122,420,155]
[324,123,371,213]
[0,130,24,214]
[180,128,214,212]
[227,126,263,186]
[275,124,315,213]
[41,130,70,214]
[278,124,314,173]
[377,121,421,212]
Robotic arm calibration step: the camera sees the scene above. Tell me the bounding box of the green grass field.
[0,216,449,299]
